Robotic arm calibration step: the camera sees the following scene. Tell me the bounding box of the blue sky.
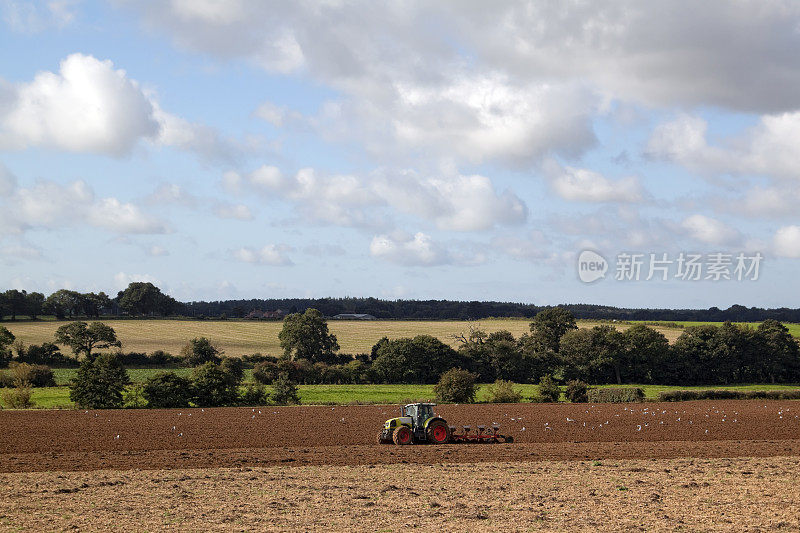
[1,1,800,308]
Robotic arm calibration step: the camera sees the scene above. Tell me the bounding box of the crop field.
[633,320,800,337]
[3,318,684,359]
[2,401,800,530]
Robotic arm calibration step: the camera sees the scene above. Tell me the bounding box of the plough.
[377,402,513,445]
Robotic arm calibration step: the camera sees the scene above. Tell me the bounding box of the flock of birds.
[87,402,799,443]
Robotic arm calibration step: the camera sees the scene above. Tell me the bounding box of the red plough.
[449,424,514,443]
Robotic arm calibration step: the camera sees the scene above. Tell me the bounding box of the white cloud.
[727,186,800,218]
[546,163,644,203]
[773,226,800,258]
[232,244,293,265]
[214,203,253,220]
[3,178,168,234]
[369,232,448,266]
[648,112,800,180]
[88,198,168,234]
[2,0,78,32]
[235,165,527,231]
[0,244,42,263]
[681,214,740,246]
[254,101,288,127]
[0,54,159,155]
[113,271,159,291]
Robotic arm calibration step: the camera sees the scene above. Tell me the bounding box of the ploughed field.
[3,400,800,473]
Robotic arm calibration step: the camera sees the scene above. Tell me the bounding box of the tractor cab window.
[403,405,416,419]
[418,404,433,422]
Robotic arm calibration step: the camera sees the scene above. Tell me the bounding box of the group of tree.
[9,282,800,323]
[258,308,800,387]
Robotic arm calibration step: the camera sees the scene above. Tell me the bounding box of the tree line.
[4,284,800,322]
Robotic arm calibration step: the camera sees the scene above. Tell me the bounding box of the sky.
[1,1,800,308]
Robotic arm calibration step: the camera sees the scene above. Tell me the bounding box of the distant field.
[9,382,800,409]
[632,320,800,338]
[2,318,684,358]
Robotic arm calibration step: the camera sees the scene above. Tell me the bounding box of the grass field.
[632,320,800,337]
[8,382,800,409]
[2,318,684,359]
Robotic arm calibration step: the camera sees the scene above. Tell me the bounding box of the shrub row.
[658,389,800,402]
[0,363,55,388]
[587,387,645,403]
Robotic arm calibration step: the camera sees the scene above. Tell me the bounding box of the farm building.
[332,313,377,320]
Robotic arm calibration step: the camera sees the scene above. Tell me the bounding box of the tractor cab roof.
[404,402,436,408]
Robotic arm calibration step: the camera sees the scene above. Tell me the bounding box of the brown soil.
[2,457,799,531]
[2,400,800,473]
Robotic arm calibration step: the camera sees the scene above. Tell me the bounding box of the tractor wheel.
[504,435,514,443]
[392,426,413,445]
[377,431,388,444]
[426,420,450,444]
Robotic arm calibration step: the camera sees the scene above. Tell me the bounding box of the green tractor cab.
[377,402,451,445]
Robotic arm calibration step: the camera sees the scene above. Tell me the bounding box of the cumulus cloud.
[545,162,644,203]
[0,54,159,155]
[773,226,800,258]
[369,232,449,267]
[681,214,740,246]
[145,183,198,206]
[648,112,800,180]
[0,243,43,263]
[0,53,240,161]
[122,0,800,174]
[0,161,17,195]
[231,165,527,231]
[147,245,169,257]
[2,178,168,234]
[2,0,78,33]
[232,244,293,265]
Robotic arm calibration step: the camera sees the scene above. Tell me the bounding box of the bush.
[0,372,12,387]
[147,350,182,366]
[143,372,194,408]
[657,389,800,402]
[537,374,561,403]
[240,383,270,406]
[181,337,223,366]
[271,372,300,405]
[565,380,589,403]
[1,385,32,408]
[253,360,279,385]
[242,353,278,366]
[587,387,644,403]
[119,352,150,366]
[123,384,147,409]
[69,353,130,409]
[485,379,522,403]
[191,361,241,407]
[12,363,55,388]
[433,368,478,403]
[20,342,77,367]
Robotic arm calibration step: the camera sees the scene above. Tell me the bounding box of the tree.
[537,374,561,402]
[587,325,626,384]
[621,325,670,383]
[271,372,300,405]
[0,326,15,367]
[372,335,462,383]
[118,282,177,316]
[2,290,27,320]
[142,372,194,408]
[44,290,83,318]
[278,308,339,362]
[25,292,45,320]
[54,321,121,360]
[529,308,578,353]
[69,353,129,409]
[756,320,800,383]
[433,368,477,403]
[191,360,241,407]
[180,337,222,366]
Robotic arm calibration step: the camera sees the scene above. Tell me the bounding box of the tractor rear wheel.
[426,420,450,444]
[392,426,413,445]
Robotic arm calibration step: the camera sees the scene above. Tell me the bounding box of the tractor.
[376,402,514,445]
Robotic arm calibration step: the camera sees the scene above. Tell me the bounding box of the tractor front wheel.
[392,426,413,445]
[426,420,450,444]
[377,431,390,444]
